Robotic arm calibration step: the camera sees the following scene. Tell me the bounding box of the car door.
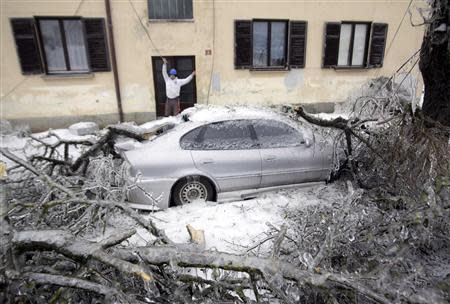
[185,120,262,192]
[252,119,323,188]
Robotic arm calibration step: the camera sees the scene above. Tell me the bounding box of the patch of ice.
[183,104,286,123]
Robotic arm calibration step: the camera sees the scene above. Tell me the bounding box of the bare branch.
[100,228,136,249]
[271,224,287,258]
[6,271,124,299]
[0,148,75,197]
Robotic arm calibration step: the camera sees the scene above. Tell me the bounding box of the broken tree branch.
[295,106,349,130]
[271,224,287,258]
[12,230,153,282]
[0,148,75,197]
[6,271,125,299]
[100,228,136,249]
[116,246,392,304]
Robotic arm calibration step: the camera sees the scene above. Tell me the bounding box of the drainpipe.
[104,0,124,122]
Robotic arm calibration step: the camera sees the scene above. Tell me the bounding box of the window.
[235,20,307,70]
[38,18,89,73]
[148,0,193,20]
[337,23,369,67]
[180,126,203,150]
[10,17,110,75]
[181,121,257,150]
[253,21,287,67]
[323,22,388,68]
[252,120,304,148]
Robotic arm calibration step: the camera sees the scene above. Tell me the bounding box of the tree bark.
[12,230,154,282]
[419,0,450,126]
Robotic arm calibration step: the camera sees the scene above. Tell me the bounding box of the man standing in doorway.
[162,58,195,116]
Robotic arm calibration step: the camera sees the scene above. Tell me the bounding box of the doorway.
[152,56,197,117]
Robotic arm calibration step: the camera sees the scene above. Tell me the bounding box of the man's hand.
[162,58,167,64]
[192,70,196,76]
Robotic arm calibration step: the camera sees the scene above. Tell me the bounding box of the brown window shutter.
[289,21,307,68]
[10,18,42,74]
[368,23,388,68]
[234,20,252,69]
[84,18,110,72]
[323,22,341,68]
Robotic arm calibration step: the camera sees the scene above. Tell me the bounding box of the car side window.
[182,120,256,150]
[253,120,304,148]
[180,126,204,150]
[201,120,256,150]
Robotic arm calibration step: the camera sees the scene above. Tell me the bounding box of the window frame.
[148,0,194,22]
[335,21,372,69]
[35,16,92,75]
[250,19,289,71]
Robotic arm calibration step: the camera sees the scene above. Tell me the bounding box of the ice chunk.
[68,122,99,136]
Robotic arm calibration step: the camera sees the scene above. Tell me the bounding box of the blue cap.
[169,69,177,76]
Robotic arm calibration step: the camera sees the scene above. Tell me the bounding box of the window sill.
[332,66,369,70]
[149,19,194,23]
[41,73,94,80]
[249,67,289,72]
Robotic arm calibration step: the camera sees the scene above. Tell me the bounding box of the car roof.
[184,105,288,123]
[138,105,307,145]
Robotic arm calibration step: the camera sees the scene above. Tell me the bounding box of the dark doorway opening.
[152,56,197,117]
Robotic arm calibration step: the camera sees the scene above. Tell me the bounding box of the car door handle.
[201,158,214,164]
[264,155,276,161]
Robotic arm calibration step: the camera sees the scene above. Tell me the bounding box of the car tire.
[172,176,214,206]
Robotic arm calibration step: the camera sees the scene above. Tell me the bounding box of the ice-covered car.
[123,107,333,209]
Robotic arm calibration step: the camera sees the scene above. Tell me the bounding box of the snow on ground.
[0,128,97,167]
[124,183,345,254]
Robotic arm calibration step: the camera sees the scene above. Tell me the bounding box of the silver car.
[123,110,333,209]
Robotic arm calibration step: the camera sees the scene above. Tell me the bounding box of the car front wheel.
[172,176,214,206]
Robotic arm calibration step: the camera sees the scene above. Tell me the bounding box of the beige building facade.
[1,0,425,131]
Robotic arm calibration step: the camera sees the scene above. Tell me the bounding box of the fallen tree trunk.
[11,229,392,304]
[12,229,153,282]
[117,246,393,304]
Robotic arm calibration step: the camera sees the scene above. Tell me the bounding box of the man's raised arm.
[162,58,169,81]
[179,71,196,86]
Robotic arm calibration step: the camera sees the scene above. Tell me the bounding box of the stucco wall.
[209,0,425,106]
[1,0,425,130]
